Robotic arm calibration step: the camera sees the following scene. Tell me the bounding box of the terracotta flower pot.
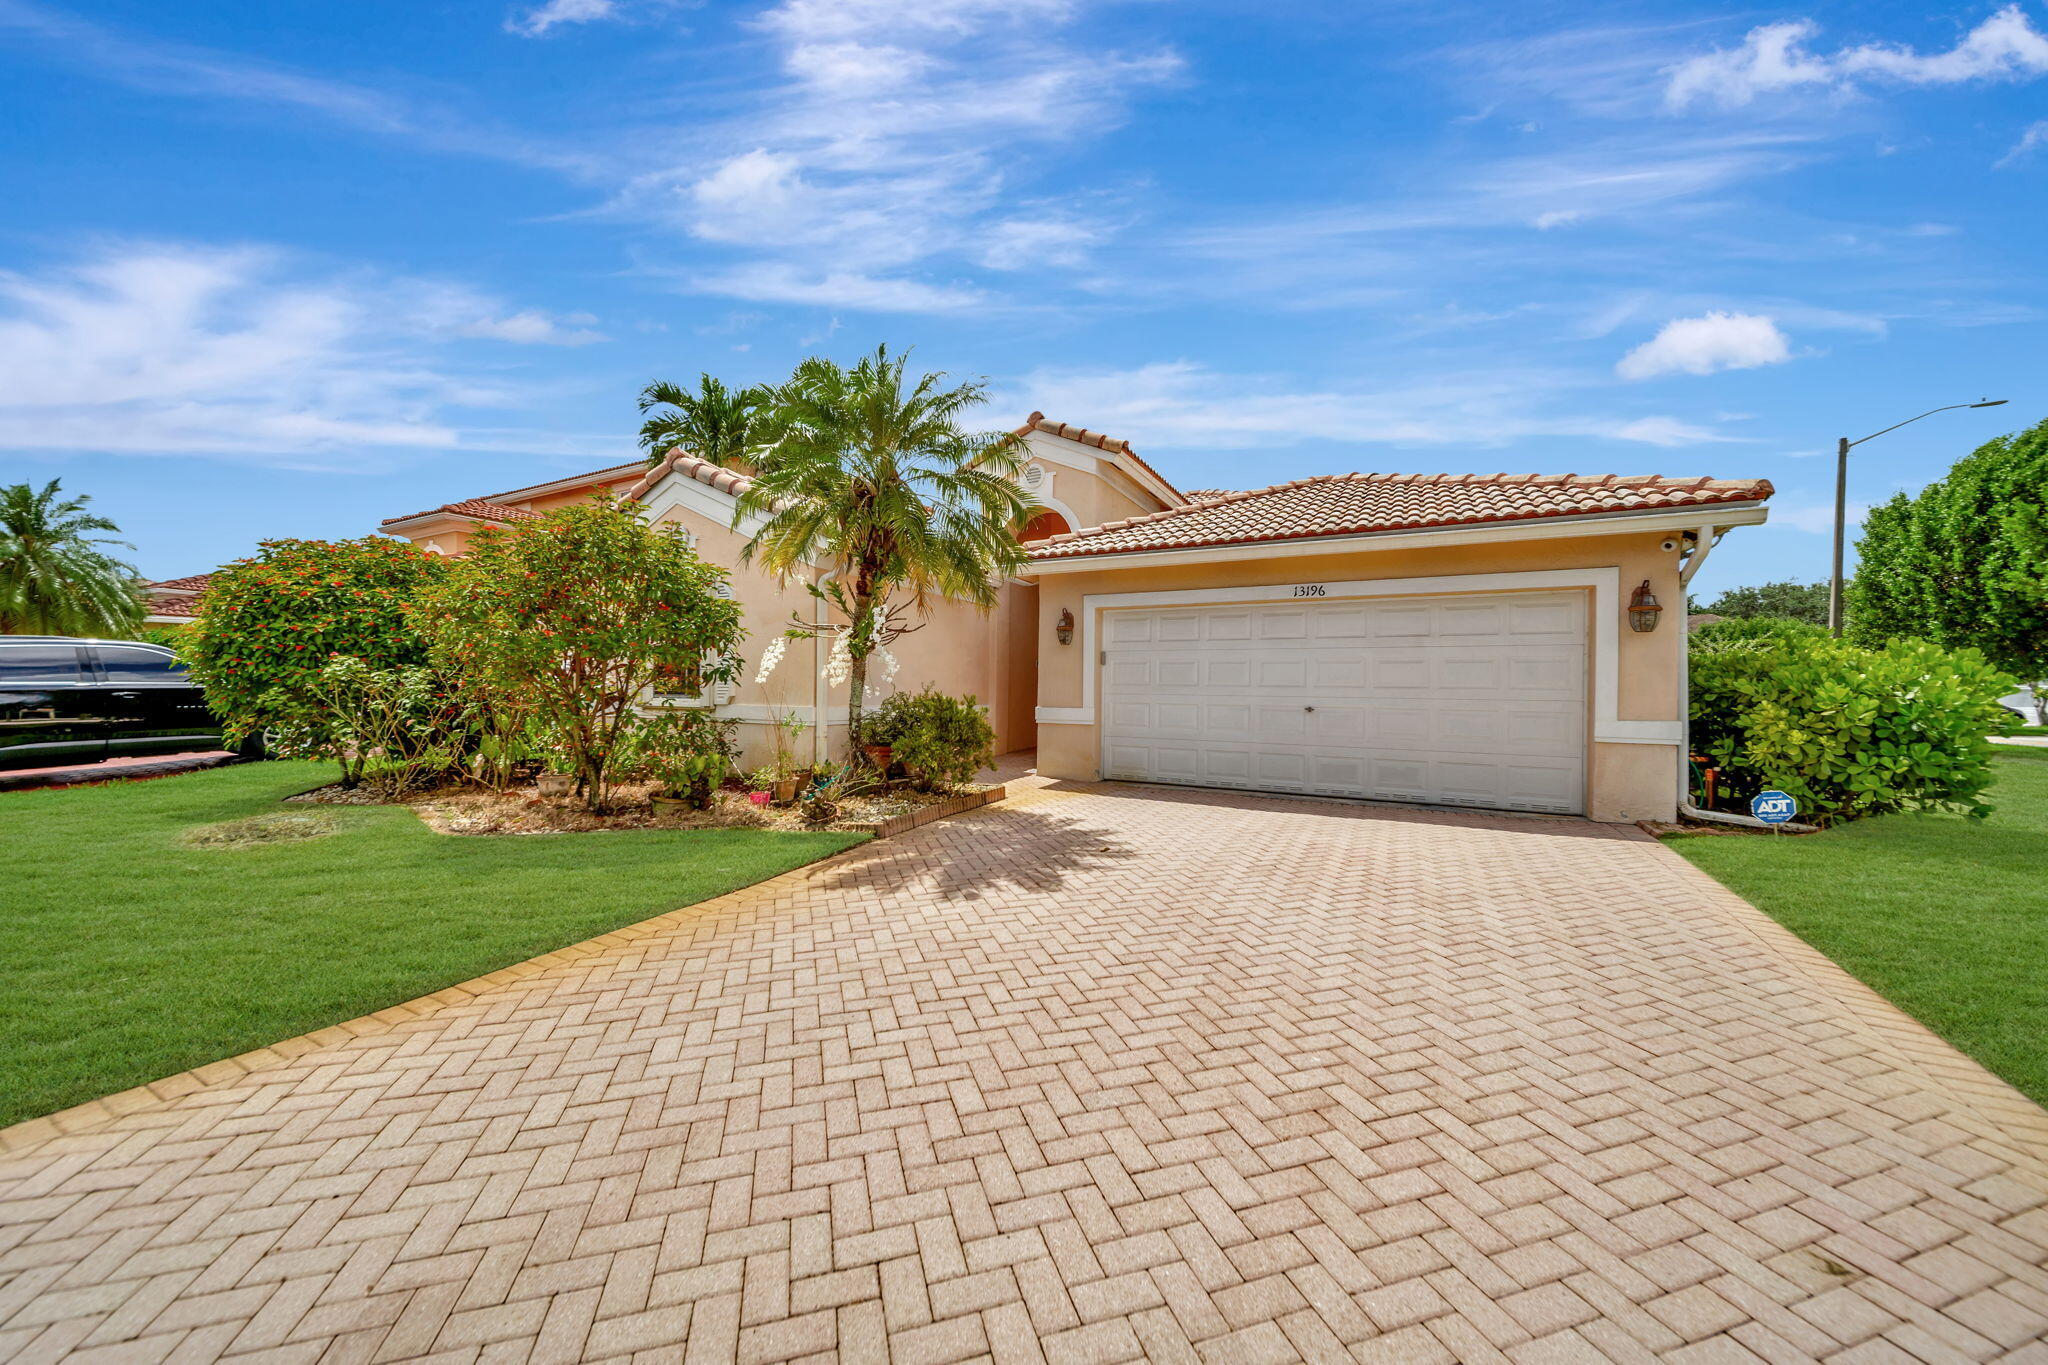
[861,744,893,771]
[536,773,574,797]
[773,778,800,805]
[650,793,691,817]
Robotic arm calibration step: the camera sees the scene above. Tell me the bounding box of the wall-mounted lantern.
[1056,608,1075,646]
[1628,580,1663,633]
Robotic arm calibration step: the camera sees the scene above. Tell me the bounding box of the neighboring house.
[142,574,213,627]
[382,415,1774,823]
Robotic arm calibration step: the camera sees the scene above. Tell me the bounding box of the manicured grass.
[0,762,864,1128]
[1668,750,2048,1107]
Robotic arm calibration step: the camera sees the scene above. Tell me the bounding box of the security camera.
[1660,537,1681,553]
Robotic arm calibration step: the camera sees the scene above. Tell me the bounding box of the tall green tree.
[1850,416,2048,694]
[637,374,768,468]
[1689,579,1830,625]
[736,345,1036,750]
[0,479,144,636]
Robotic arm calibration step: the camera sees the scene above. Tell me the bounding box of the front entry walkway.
[3,770,2046,1362]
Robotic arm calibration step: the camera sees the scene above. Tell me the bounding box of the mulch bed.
[291,777,1000,837]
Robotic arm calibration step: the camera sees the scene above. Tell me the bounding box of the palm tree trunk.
[847,650,868,762]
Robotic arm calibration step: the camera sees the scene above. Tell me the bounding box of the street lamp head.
[1971,399,2009,408]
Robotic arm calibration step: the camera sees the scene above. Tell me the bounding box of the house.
[383,414,1772,823]
[141,575,213,627]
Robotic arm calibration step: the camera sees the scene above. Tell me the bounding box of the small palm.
[637,375,769,468]
[0,480,145,636]
[736,345,1037,750]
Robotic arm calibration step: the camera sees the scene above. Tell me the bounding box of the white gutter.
[1673,522,1819,833]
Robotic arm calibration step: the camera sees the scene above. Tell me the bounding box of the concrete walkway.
[2,769,2046,1362]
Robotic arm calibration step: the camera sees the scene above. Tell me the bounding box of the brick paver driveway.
[5,769,2048,1363]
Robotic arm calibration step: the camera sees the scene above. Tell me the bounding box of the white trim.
[1020,429,1184,513]
[1023,504,1768,574]
[639,468,825,570]
[1033,567,1673,748]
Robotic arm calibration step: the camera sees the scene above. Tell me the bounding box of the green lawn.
[0,762,864,1128]
[1668,750,2048,1106]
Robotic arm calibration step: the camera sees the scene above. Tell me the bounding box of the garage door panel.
[1102,593,1586,814]
[1255,658,1308,688]
[1254,705,1307,739]
[1257,611,1309,639]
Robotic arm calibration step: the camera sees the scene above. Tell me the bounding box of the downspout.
[1673,524,1820,832]
[813,572,829,769]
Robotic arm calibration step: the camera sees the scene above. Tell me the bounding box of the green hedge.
[1691,620,2017,824]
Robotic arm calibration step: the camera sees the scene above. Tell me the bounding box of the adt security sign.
[1751,790,1798,825]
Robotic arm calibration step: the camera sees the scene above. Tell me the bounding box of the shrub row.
[1691,618,2017,824]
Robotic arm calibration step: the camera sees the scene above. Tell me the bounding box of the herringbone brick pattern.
[4,766,2047,1363]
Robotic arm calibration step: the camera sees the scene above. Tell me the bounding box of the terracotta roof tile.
[1012,412,1186,504]
[381,498,542,528]
[142,574,214,619]
[621,449,755,501]
[1025,470,1773,561]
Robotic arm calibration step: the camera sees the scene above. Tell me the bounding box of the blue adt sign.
[1751,790,1798,824]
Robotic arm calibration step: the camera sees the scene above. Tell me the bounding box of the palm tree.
[736,346,1036,749]
[0,480,145,637]
[636,374,769,468]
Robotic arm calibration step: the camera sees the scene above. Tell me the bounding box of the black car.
[0,636,252,772]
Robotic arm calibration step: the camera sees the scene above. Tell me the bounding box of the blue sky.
[2,0,2042,600]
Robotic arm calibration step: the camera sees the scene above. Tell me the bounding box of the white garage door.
[1100,591,1587,814]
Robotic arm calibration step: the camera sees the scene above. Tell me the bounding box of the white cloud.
[0,243,593,463]
[506,0,616,37]
[610,0,1177,311]
[683,263,986,313]
[1006,360,1740,453]
[977,217,1103,271]
[404,285,609,345]
[1667,7,2048,110]
[1616,312,1792,380]
[1998,120,2048,167]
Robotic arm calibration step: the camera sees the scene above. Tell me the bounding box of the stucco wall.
[1030,528,1691,823]
[1018,431,1175,535]
[641,496,1035,768]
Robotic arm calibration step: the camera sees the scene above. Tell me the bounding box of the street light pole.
[1827,399,2009,637]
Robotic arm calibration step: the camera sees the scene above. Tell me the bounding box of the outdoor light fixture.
[1628,580,1663,633]
[1056,609,1075,645]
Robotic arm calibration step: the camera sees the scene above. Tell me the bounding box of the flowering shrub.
[1691,622,2017,824]
[411,498,745,812]
[180,537,449,756]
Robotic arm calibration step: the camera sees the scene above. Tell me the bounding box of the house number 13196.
[1292,584,1327,597]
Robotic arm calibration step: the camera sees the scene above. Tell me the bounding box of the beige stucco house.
[382,413,1772,823]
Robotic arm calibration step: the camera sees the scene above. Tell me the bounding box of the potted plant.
[750,765,800,806]
[633,711,739,816]
[536,763,575,798]
[854,710,899,775]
